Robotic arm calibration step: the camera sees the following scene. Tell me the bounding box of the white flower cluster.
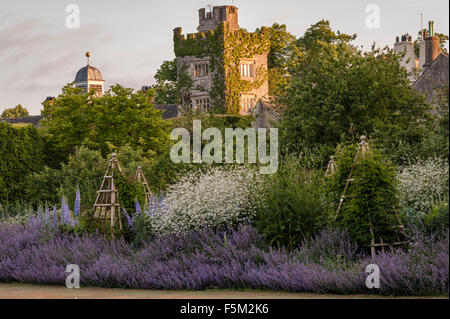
[148,166,264,236]
[397,157,449,212]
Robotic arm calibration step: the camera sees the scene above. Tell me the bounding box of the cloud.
[0,16,112,114]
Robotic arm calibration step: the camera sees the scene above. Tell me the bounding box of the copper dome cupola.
[74,52,105,97]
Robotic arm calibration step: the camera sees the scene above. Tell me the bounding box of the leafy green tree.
[41,84,171,161]
[279,21,430,163]
[153,59,178,104]
[1,104,29,119]
[256,23,296,96]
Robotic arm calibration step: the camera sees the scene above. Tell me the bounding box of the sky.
[0,0,448,115]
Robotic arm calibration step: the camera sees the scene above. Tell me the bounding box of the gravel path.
[0,283,444,299]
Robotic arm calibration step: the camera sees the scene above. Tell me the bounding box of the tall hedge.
[0,122,44,203]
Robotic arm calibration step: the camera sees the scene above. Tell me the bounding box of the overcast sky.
[0,0,448,115]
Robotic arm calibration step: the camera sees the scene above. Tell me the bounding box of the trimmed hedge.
[0,122,44,203]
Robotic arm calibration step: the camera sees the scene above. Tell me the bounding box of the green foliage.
[24,145,152,210]
[41,83,170,161]
[0,122,44,203]
[279,21,431,161]
[423,205,449,236]
[1,104,29,119]
[0,200,32,223]
[130,214,152,247]
[153,59,178,104]
[328,144,400,247]
[254,154,333,250]
[114,173,145,216]
[378,86,449,165]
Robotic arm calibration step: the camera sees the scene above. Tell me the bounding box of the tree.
[256,23,296,96]
[279,21,431,163]
[1,104,29,119]
[41,84,171,162]
[153,59,178,104]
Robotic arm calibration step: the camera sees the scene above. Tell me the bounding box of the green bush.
[423,205,449,236]
[0,122,45,203]
[328,143,401,247]
[24,145,153,211]
[254,154,333,250]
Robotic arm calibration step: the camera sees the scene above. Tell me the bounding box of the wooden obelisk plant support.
[90,153,124,231]
[328,136,408,260]
[134,166,152,204]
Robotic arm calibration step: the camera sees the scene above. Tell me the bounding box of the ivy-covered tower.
[174,5,270,115]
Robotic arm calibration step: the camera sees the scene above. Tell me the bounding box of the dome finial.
[86,52,91,65]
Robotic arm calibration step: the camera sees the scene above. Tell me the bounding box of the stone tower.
[174,6,269,115]
[198,5,239,32]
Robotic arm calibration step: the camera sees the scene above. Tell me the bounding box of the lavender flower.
[0,222,447,296]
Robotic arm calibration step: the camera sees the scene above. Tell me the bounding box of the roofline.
[413,52,449,86]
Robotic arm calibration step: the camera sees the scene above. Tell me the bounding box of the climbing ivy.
[173,23,270,115]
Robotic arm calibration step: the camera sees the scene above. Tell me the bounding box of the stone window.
[240,63,255,78]
[194,63,209,78]
[241,96,256,113]
[193,98,211,111]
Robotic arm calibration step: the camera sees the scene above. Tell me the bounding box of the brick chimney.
[423,21,442,68]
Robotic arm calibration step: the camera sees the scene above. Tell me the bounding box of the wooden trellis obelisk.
[328,136,408,259]
[325,156,337,177]
[91,153,123,230]
[134,166,152,204]
[334,135,370,221]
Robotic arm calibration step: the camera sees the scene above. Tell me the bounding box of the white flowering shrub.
[397,157,449,213]
[148,166,264,236]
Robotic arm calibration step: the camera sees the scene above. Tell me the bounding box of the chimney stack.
[423,21,442,68]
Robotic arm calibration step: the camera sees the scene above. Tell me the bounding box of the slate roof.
[1,115,44,128]
[155,104,179,120]
[412,53,449,106]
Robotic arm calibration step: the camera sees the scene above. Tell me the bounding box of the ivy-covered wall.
[173,23,270,115]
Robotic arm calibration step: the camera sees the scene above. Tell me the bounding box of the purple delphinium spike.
[52,206,57,226]
[36,207,42,225]
[65,203,71,226]
[61,197,66,225]
[133,201,142,222]
[28,213,34,226]
[135,201,142,216]
[44,206,50,224]
[74,188,81,217]
[123,209,133,228]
